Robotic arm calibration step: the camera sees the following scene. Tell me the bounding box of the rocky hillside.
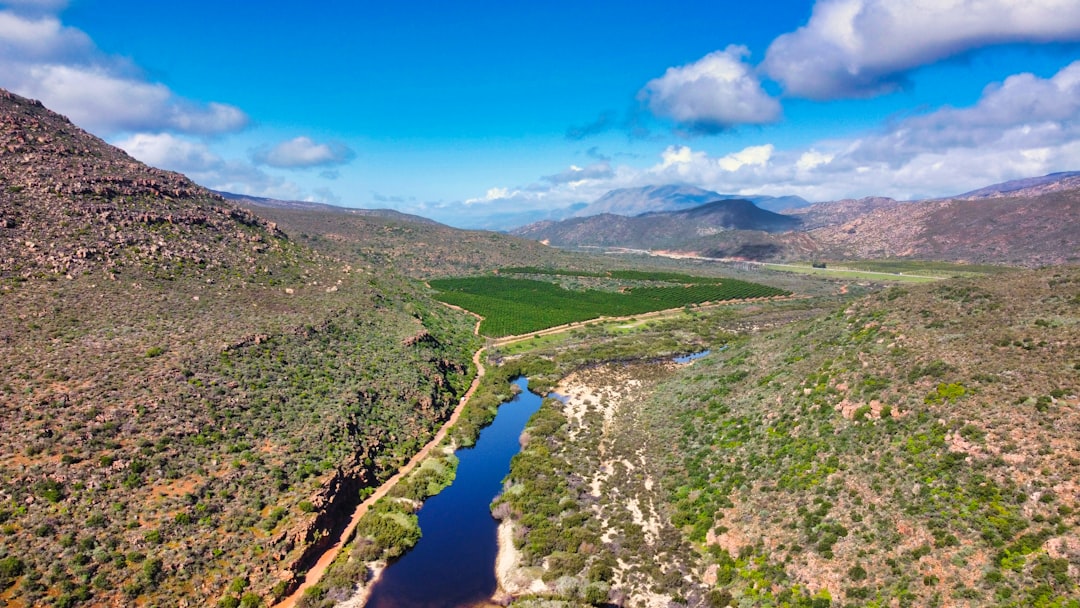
[809,190,1080,267]
[218,191,442,225]
[513,199,802,251]
[782,197,902,231]
[0,90,291,281]
[954,171,1080,200]
[491,266,1080,607]
[0,89,481,607]
[647,265,1080,607]
[243,203,602,278]
[513,178,1078,267]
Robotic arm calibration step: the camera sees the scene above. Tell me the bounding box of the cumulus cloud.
[117,132,222,173]
[763,0,1080,99]
[640,45,781,132]
[114,133,313,201]
[717,144,774,171]
[844,61,1080,166]
[447,60,1080,227]
[649,143,777,185]
[648,61,1080,200]
[465,187,517,205]
[0,10,247,135]
[251,136,354,169]
[796,149,835,171]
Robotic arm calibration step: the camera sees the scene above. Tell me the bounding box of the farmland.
[429,269,789,337]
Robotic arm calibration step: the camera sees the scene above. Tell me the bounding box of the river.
[364,376,544,608]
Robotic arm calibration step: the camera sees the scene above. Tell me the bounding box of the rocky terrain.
[488,266,1080,607]
[781,197,902,231]
[0,89,481,607]
[218,191,442,225]
[954,171,1080,200]
[0,89,289,282]
[808,191,1080,267]
[244,203,600,279]
[512,177,1079,268]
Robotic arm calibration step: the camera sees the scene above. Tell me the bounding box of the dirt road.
[272,344,486,608]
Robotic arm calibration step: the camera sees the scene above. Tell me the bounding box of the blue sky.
[1,0,1079,228]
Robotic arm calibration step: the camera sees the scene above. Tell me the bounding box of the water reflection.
[364,377,544,608]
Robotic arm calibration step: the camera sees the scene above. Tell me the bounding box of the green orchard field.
[429,269,789,337]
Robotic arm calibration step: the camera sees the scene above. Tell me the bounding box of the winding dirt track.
[272,317,486,608]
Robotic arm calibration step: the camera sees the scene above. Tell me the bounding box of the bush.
[925,382,966,404]
[0,556,25,588]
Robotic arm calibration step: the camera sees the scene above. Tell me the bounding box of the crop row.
[499,267,727,284]
[430,275,788,337]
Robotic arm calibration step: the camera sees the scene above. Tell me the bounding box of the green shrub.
[925,382,966,404]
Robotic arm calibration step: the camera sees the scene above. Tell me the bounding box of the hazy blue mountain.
[573,185,810,218]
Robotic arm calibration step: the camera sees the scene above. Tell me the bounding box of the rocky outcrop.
[0,88,288,279]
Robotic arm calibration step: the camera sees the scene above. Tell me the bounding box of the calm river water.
[364,376,544,608]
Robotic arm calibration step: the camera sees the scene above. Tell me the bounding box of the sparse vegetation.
[484,266,1079,607]
[2,86,1078,608]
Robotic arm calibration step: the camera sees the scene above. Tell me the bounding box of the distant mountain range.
[514,199,802,251]
[573,185,810,217]
[513,174,1080,267]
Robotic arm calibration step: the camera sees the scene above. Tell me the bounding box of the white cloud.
[251,136,354,169]
[465,187,516,205]
[763,0,1080,99]
[717,144,773,171]
[796,149,835,171]
[0,10,247,135]
[114,133,317,201]
[640,45,781,131]
[448,60,1080,226]
[659,145,707,169]
[116,133,221,173]
[652,144,775,183]
[845,61,1080,164]
[0,10,89,60]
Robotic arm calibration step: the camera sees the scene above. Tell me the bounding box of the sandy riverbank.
[494,519,547,601]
